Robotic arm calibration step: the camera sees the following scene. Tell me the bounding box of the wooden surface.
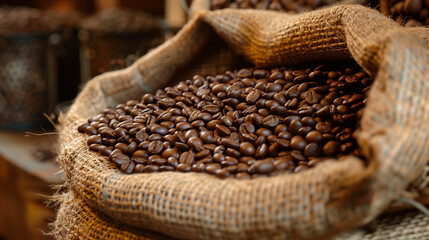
[0,131,63,240]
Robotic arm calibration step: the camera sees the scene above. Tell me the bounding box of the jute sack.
[51,190,429,240]
[55,5,429,240]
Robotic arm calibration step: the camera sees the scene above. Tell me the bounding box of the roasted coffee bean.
[79,64,371,178]
[152,125,169,135]
[85,126,98,135]
[246,90,261,104]
[215,124,232,136]
[89,144,102,152]
[304,143,319,157]
[254,160,275,174]
[289,120,303,135]
[239,122,255,135]
[179,151,195,164]
[176,122,192,131]
[215,169,231,178]
[226,148,241,158]
[162,148,180,159]
[323,141,341,156]
[144,165,160,173]
[221,138,240,149]
[148,140,164,154]
[195,149,211,159]
[149,157,167,166]
[188,137,205,152]
[290,135,307,151]
[99,127,115,138]
[78,123,89,133]
[200,131,214,144]
[87,135,102,145]
[239,142,256,156]
[306,130,323,143]
[167,157,179,167]
[121,160,135,174]
[291,150,306,162]
[255,143,268,158]
[124,142,137,155]
[112,153,131,167]
[135,130,149,142]
[132,150,149,164]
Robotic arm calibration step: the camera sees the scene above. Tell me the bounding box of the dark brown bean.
[254,160,275,174]
[323,141,341,156]
[148,140,164,154]
[87,135,102,145]
[179,151,195,164]
[290,135,307,151]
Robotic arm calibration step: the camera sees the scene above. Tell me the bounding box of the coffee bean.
[179,151,195,164]
[239,142,256,156]
[176,122,192,131]
[216,125,232,136]
[89,144,102,152]
[78,123,89,133]
[221,138,240,149]
[79,64,371,178]
[291,150,306,161]
[306,130,323,143]
[254,160,275,174]
[304,143,319,157]
[132,150,149,164]
[161,148,180,159]
[315,122,332,133]
[148,140,164,154]
[205,163,221,174]
[149,157,167,166]
[188,137,205,152]
[290,135,307,151]
[289,120,303,135]
[215,169,231,178]
[124,142,137,155]
[85,126,98,135]
[323,141,341,156]
[87,135,102,145]
[246,90,261,104]
[112,153,130,166]
[274,159,289,170]
[144,165,160,173]
[255,143,268,159]
[262,115,279,128]
[238,68,252,78]
[195,149,211,159]
[121,160,135,174]
[99,127,115,138]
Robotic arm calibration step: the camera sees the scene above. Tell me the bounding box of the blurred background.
[0,0,426,239]
[0,1,186,239]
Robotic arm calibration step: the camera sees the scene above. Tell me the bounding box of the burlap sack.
[54,5,429,240]
[51,190,429,240]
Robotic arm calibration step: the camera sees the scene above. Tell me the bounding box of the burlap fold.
[55,5,429,240]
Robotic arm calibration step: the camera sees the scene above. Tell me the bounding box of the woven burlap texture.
[55,5,429,240]
[52,190,429,240]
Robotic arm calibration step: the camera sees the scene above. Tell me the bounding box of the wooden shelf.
[0,131,63,240]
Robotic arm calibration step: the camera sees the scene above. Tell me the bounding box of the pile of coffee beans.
[385,0,429,26]
[210,0,335,13]
[78,64,372,179]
